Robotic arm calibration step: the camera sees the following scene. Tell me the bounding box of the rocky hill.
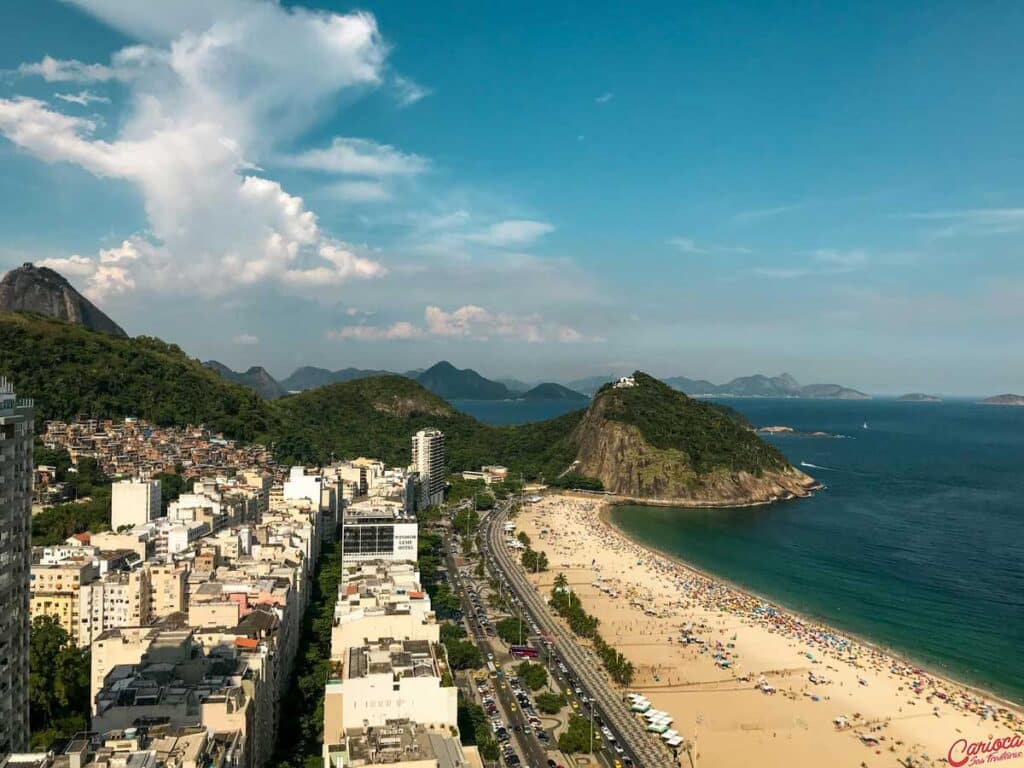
[898,393,942,402]
[567,372,817,506]
[415,361,513,400]
[0,263,126,336]
[279,365,402,392]
[204,361,286,400]
[521,383,588,401]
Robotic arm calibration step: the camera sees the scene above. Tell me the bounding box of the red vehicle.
[509,645,539,659]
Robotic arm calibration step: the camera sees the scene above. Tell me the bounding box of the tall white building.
[411,429,445,508]
[111,477,161,531]
[0,379,33,758]
[341,501,418,564]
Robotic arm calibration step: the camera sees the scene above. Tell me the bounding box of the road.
[444,536,550,768]
[480,504,679,768]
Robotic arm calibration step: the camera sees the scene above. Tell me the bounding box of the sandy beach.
[514,493,1024,768]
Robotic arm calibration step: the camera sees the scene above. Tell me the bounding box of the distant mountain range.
[898,393,942,402]
[0,262,127,337]
[203,359,589,402]
[569,372,869,399]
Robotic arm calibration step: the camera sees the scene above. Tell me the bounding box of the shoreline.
[518,493,1024,768]
[600,501,1023,712]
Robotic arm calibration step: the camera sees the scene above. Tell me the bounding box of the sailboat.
[862,421,868,430]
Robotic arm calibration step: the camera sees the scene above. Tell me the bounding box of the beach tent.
[661,731,679,741]
[630,702,650,713]
[666,736,685,748]
[647,723,669,734]
[655,716,674,726]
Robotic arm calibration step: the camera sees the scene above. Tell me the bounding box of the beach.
[515,493,1024,768]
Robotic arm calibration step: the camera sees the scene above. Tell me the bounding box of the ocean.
[450,398,586,424]
[461,396,1024,704]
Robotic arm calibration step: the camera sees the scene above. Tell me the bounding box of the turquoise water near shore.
[459,396,1024,704]
[611,398,1024,705]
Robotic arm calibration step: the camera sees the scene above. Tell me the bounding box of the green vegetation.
[515,660,547,691]
[440,624,483,671]
[558,714,599,754]
[417,531,461,618]
[547,474,604,491]
[521,548,548,572]
[550,576,633,686]
[598,372,786,475]
[535,691,566,714]
[154,469,188,512]
[271,539,341,768]
[458,700,500,761]
[29,615,91,749]
[32,456,113,544]
[0,312,271,440]
[452,507,480,537]
[495,616,525,646]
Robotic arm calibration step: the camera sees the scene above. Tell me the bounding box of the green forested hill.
[595,372,787,474]
[0,312,580,480]
[0,312,272,440]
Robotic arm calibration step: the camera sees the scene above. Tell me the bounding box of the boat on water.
[862,421,868,429]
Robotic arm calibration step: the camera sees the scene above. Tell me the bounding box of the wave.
[800,461,837,471]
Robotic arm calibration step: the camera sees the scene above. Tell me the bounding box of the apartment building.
[111,478,161,531]
[411,429,445,508]
[341,500,418,564]
[0,380,33,757]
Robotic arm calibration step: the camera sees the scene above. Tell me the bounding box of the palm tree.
[554,572,568,590]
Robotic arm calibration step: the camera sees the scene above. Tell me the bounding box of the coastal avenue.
[481,503,679,768]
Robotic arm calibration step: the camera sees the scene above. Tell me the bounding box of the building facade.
[411,429,445,508]
[0,379,33,757]
[110,478,161,531]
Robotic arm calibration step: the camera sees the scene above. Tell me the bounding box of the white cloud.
[903,207,1024,238]
[54,90,111,106]
[2,2,393,298]
[327,321,424,341]
[285,137,428,177]
[393,75,431,107]
[668,237,705,254]
[465,219,554,247]
[595,92,614,104]
[732,202,807,223]
[329,180,391,202]
[330,305,600,344]
[232,333,260,345]
[37,254,97,277]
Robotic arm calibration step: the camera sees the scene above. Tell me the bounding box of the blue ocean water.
[450,398,586,424]
[461,396,1024,702]
[606,399,1024,704]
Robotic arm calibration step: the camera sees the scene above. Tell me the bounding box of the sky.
[1,0,1023,395]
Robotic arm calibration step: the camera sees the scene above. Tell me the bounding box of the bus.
[509,645,539,659]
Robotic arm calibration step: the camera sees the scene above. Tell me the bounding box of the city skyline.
[2,1,1024,394]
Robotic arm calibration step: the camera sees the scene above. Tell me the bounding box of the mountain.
[204,361,285,400]
[279,365,400,392]
[981,394,1024,406]
[0,311,271,440]
[0,263,127,337]
[497,378,535,395]
[521,383,588,401]
[663,376,721,395]
[898,393,942,402]
[414,361,513,400]
[565,375,618,396]
[665,372,869,400]
[567,372,817,505]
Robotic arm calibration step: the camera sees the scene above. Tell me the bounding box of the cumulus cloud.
[54,90,111,106]
[2,1,399,298]
[233,333,260,345]
[668,237,705,254]
[37,254,97,277]
[330,305,600,344]
[329,180,391,202]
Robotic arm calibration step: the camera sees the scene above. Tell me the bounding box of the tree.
[535,692,566,714]
[554,573,568,590]
[29,615,90,749]
[495,617,524,645]
[154,470,188,513]
[558,714,598,754]
[521,548,548,572]
[516,661,547,691]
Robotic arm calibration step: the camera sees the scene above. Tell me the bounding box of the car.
[614,745,624,755]
[487,652,494,661]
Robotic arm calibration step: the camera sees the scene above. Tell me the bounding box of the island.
[980,393,1024,406]
[898,393,942,402]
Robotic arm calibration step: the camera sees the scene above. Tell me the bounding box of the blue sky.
[1,0,1023,394]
